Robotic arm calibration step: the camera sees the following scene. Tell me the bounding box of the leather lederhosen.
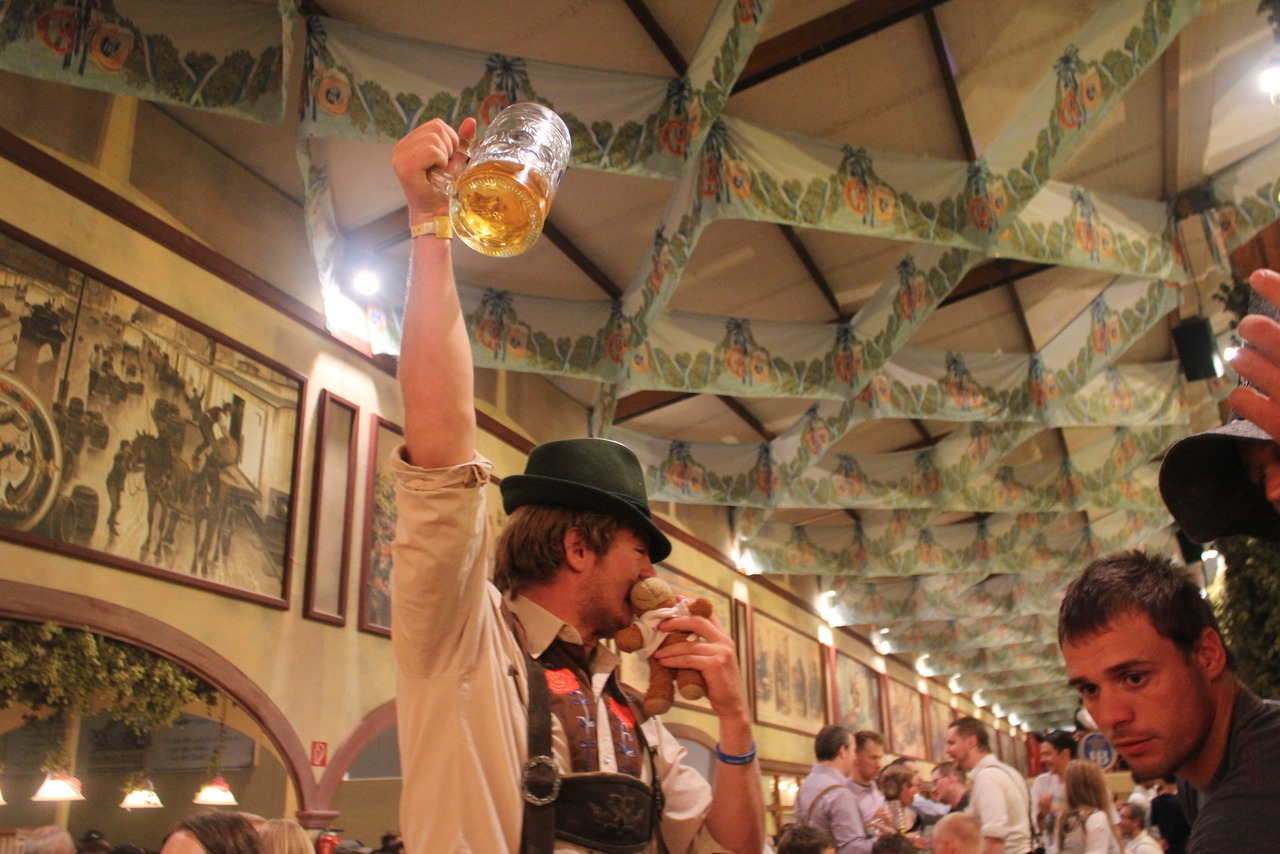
[511,619,664,854]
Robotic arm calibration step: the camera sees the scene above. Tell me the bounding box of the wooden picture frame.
[617,562,735,713]
[0,221,303,606]
[928,696,954,762]
[829,648,884,734]
[359,414,402,636]
[886,677,927,759]
[751,610,826,734]
[303,390,358,624]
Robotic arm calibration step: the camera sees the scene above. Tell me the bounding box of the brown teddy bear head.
[629,577,675,613]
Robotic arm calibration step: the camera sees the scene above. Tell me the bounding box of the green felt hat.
[500,438,672,562]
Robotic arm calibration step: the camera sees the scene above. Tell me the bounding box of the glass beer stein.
[445,102,572,257]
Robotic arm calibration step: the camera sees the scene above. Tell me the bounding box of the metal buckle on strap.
[521,754,561,805]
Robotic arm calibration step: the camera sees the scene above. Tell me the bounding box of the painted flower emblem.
[36,9,77,55]
[967,196,993,231]
[727,160,752,199]
[480,92,511,125]
[873,185,897,222]
[316,68,351,117]
[1074,220,1096,255]
[90,24,134,73]
[661,118,689,157]
[545,668,581,695]
[844,178,868,216]
[607,696,635,728]
[1058,88,1083,129]
[1097,225,1115,259]
[1079,66,1103,112]
[505,323,530,358]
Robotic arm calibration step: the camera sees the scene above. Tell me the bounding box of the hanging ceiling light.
[31,772,86,802]
[194,697,237,805]
[192,776,237,806]
[120,779,164,809]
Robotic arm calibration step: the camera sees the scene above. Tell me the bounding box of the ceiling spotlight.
[1262,57,1280,104]
[352,268,381,296]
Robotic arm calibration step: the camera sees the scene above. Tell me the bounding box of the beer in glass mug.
[449,102,571,257]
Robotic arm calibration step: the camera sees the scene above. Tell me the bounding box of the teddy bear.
[614,576,714,715]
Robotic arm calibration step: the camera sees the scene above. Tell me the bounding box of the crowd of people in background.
[19,820,403,854]
[777,711,1197,854]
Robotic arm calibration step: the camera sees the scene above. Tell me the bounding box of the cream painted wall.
[0,68,997,833]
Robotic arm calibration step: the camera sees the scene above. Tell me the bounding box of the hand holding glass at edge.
[427,102,572,257]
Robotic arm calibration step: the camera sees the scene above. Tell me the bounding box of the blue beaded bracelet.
[715,742,758,765]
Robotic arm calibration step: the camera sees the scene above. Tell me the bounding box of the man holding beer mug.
[388,115,766,854]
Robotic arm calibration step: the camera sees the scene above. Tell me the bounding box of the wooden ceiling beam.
[734,0,953,93]
[910,419,933,445]
[622,0,688,76]
[542,220,624,300]
[717,395,774,441]
[614,390,697,422]
[779,225,847,320]
[1161,40,1181,201]
[940,258,1052,307]
[924,6,976,162]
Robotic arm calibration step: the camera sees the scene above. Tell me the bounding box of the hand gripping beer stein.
[434,102,572,257]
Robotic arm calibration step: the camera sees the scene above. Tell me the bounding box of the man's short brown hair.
[854,730,885,751]
[494,504,627,594]
[1058,549,1234,669]
[948,716,990,752]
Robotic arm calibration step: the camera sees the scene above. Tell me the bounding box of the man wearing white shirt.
[946,716,1033,854]
[1117,803,1162,854]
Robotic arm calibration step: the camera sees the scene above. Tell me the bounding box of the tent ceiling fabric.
[11,0,1279,733]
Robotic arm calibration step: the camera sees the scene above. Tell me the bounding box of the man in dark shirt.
[1059,550,1280,851]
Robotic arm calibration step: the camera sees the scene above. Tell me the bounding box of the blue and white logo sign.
[1082,732,1116,769]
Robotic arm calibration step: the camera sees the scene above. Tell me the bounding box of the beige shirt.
[391,451,726,854]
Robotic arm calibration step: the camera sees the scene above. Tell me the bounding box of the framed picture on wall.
[830,649,883,734]
[617,563,735,713]
[0,222,303,605]
[886,677,927,759]
[751,610,826,735]
[359,414,402,636]
[928,696,954,762]
[303,390,358,624]
[996,728,1014,764]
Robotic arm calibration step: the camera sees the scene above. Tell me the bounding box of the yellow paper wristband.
[409,216,452,239]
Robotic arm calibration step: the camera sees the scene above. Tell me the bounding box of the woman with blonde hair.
[258,820,310,854]
[1054,760,1121,854]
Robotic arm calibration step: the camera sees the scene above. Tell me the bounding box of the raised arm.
[1229,268,1280,439]
[654,610,765,854]
[390,117,478,468]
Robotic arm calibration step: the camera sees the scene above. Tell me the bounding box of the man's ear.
[1193,627,1228,680]
[562,527,593,573]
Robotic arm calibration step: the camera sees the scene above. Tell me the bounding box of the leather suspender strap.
[521,655,559,854]
[799,783,847,826]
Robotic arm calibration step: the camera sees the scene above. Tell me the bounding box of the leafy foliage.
[1214,536,1280,698]
[0,620,217,734]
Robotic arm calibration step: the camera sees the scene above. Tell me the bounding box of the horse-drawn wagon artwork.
[0,226,302,604]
